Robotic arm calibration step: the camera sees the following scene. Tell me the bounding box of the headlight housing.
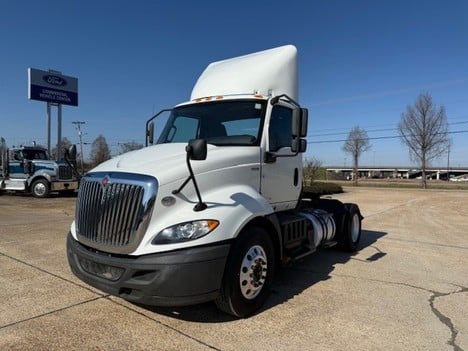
[152,220,219,244]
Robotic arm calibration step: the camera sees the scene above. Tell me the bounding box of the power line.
[308,129,468,144]
[308,127,396,138]
[308,120,468,139]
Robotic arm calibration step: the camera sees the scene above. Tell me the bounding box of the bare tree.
[89,134,111,167]
[398,93,449,189]
[119,141,143,154]
[303,157,323,185]
[342,126,371,185]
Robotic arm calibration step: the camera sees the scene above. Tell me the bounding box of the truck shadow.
[1,191,77,198]
[142,229,387,323]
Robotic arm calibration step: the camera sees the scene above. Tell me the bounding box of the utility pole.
[447,144,450,181]
[72,121,86,174]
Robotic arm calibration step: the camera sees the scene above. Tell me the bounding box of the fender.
[129,184,279,256]
[27,171,52,187]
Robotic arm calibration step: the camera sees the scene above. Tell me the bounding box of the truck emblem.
[42,75,67,87]
[101,176,110,188]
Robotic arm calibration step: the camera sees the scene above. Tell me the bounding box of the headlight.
[152,220,219,244]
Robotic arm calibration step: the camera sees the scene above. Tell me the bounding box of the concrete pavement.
[0,188,466,350]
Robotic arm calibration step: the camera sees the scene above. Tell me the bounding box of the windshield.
[14,149,49,161]
[157,100,266,146]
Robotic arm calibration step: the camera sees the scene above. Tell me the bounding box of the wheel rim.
[34,182,46,196]
[351,213,360,242]
[239,245,268,300]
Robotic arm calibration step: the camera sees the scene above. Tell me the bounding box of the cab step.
[287,245,316,262]
[321,240,338,248]
[1,179,26,191]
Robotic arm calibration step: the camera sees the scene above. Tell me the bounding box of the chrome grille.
[59,165,73,180]
[75,172,158,254]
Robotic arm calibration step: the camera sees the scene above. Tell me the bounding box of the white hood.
[91,143,260,186]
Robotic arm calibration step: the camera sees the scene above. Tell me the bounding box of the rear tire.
[337,204,362,252]
[215,226,275,318]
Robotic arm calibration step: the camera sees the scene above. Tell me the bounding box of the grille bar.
[58,165,73,180]
[75,172,158,254]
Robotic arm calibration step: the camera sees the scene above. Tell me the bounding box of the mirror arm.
[264,152,277,163]
[172,142,207,212]
[145,108,172,146]
[63,153,82,179]
[265,150,300,163]
[270,94,300,107]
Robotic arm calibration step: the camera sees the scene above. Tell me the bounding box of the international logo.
[101,175,110,188]
[42,75,67,87]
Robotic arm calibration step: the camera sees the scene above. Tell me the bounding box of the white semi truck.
[67,45,362,317]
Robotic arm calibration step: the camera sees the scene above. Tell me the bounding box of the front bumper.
[66,233,230,306]
[51,180,79,191]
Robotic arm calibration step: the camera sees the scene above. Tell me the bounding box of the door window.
[269,106,292,151]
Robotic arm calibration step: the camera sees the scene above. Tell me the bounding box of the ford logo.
[43,75,67,87]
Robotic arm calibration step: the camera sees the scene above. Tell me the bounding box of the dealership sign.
[28,68,78,106]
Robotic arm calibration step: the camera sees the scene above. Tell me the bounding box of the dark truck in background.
[0,137,79,197]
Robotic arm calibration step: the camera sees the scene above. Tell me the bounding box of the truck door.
[9,150,28,178]
[261,105,302,211]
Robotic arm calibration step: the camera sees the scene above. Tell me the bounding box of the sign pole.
[47,102,51,155]
[57,103,62,161]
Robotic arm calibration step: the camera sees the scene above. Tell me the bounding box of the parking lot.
[0,187,467,351]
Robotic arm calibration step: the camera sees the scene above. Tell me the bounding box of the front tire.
[215,227,275,318]
[31,179,50,198]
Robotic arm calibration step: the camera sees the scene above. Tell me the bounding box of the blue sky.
[1,0,467,167]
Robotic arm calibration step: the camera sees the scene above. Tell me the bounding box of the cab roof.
[190,45,298,101]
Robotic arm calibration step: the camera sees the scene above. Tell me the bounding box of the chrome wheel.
[31,180,50,198]
[239,245,268,300]
[33,182,47,196]
[215,227,274,317]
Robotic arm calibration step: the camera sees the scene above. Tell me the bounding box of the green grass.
[302,179,468,198]
[302,182,343,198]
[319,179,468,190]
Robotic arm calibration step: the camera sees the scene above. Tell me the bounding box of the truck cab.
[0,139,79,197]
[67,45,362,317]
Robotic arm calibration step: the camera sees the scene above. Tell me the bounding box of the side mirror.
[68,145,77,161]
[146,122,155,146]
[186,139,207,161]
[291,138,307,153]
[291,108,308,154]
[292,108,308,138]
